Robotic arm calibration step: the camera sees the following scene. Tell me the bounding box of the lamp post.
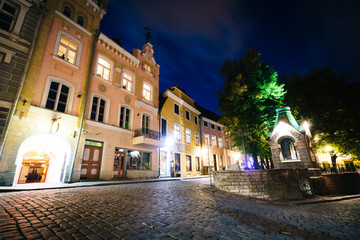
[208,141,212,186]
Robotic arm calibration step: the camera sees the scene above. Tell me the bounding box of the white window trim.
[185,109,190,121]
[53,31,82,67]
[141,112,152,131]
[174,103,180,116]
[89,93,110,123]
[118,104,134,130]
[95,53,114,83]
[121,69,135,93]
[174,123,181,141]
[41,76,75,114]
[142,81,152,102]
[185,128,191,144]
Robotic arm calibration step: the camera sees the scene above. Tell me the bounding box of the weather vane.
[143,26,151,43]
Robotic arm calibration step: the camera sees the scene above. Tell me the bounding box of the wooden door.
[113,152,125,178]
[81,145,102,179]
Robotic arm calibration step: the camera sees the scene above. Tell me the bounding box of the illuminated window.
[212,135,217,147]
[96,56,112,81]
[143,83,152,101]
[194,115,198,125]
[195,132,199,146]
[125,150,151,170]
[119,106,131,129]
[203,121,208,127]
[281,138,298,160]
[144,63,153,74]
[91,96,107,123]
[45,81,70,113]
[174,123,181,141]
[186,128,191,144]
[122,71,134,92]
[185,110,190,121]
[186,155,192,171]
[195,156,200,171]
[62,5,71,18]
[205,133,209,145]
[56,35,79,65]
[142,114,151,134]
[218,137,223,148]
[0,1,17,31]
[174,103,180,115]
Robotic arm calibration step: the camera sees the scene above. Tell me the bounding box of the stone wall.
[322,173,360,195]
[213,169,313,200]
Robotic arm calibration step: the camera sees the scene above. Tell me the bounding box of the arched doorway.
[13,134,71,185]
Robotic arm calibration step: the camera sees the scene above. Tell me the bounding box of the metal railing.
[319,163,357,174]
[134,128,160,140]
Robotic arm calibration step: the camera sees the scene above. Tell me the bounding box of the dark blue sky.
[100,0,360,114]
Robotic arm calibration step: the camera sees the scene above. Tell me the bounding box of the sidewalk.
[1,176,359,206]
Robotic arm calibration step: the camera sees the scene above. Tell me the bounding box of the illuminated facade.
[0,0,108,186]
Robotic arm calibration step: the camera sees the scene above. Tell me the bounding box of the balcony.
[133,128,165,148]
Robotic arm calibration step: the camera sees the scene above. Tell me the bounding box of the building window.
[96,56,112,81]
[218,137,223,148]
[185,110,190,121]
[217,126,221,131]
[212,135,217,147]
[205,133,209,146]
[77,15,84,26]
[174,103,180,115]
[91,96,106,123]
[174,123,181,141]
[175,153,181,171]
[161,118,167,140]
[211,123,215,129]
[0,1,17,31]
[186,128,191,144]
[56,35,79,65]
[62,5,72,18]
[195,156,200,171]
[125,150,151,170]
[45,81,70,113]
[143,82,152,101]
[142,114,151,134]
[281,138,298,160]
[144,63,153,74]
[220,154,224,167]
[195,132,199,146]
[122,71,134,92]
[203,121,208,127]
[186,155,192,171]
[194,115,198,125]
[119,106,131,129]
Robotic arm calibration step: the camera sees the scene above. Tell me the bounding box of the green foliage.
[217,49,286,167]
[282,67,360,159]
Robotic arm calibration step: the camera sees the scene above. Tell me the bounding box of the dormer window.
[62,5,71,18]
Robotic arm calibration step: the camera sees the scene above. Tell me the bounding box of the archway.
[13,134,71,185]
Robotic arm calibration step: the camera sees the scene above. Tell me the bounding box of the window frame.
[280,138,298,160]
[141,112,152,134]
[186,155,192,171]
[211,123,215,129]
[161,117,167,140]
[185,109,190,121]
[174,103,180,115]
[41,77,75,114]
[174,123,181,141]
[217,126,222,131]
[119,104,133,130]
[0,1,18,32]
[218,137,223,148]
[95,54,114,83]
[142,82,152,102]
[54,31,82,67]
[195,132,199,146]
[203,121,208,127]
[185,128,191,144]
[62,4,72,18]
[89,93,110,123]
[121,70,135,93]
[211,135,217,147]
[204,133,210,146]
[194,115,198,125]
[195,156,201,171]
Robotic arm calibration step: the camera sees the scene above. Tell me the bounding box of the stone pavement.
[0,179,359,240]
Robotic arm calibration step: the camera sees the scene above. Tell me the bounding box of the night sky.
[100,0,360,114]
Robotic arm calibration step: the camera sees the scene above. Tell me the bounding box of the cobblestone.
[0,180,360,239]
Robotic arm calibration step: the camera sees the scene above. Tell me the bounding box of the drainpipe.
[0,4,47,158]
[67,30,100,183]
[158,110,161,178]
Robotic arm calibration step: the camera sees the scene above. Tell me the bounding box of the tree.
[282,67,360,171]
[217,48,286,169]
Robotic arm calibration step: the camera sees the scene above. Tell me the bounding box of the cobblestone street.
[1,180,359,240]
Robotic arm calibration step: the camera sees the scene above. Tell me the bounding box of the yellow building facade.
[159,86,202,177]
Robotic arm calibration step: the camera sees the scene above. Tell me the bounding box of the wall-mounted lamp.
[50,116,61,133]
